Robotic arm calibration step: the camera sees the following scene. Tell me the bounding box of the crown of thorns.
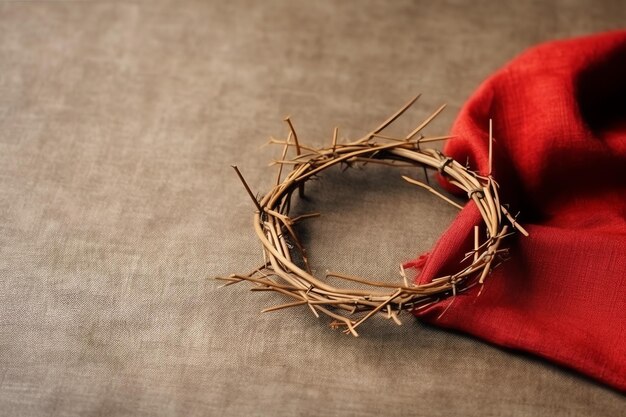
[219,95,527,336]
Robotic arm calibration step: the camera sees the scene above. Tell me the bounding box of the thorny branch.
[220,95,528,336]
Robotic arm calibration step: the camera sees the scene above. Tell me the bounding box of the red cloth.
[410,31,626,391]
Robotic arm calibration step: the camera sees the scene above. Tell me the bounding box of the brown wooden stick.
[401,175,463,210]
[406,104,446,140]
[364,93,422,139]
[231,165,263,213]
[283,117,301,156]
[488,118,493,176]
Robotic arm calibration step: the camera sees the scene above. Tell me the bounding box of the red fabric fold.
[410,30,626,391]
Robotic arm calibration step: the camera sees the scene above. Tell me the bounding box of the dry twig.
[220,96,526,335]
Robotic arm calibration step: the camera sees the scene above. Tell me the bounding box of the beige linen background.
[1,0,624,416]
